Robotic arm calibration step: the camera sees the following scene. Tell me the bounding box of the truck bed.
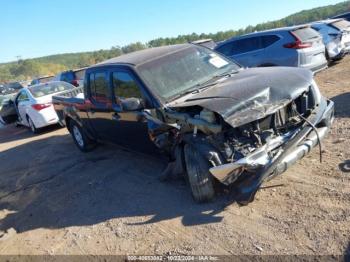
[52,86,85,105]
[52,87,85,126]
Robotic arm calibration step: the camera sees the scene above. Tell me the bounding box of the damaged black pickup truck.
[53,43,334,204]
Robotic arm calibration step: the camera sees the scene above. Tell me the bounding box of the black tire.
[69,120,96,152]
[325,50,330,63]
[27,116,39,134]
[183,144,215,203]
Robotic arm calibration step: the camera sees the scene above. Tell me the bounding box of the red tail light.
[284,31,312,49]
[32,103,51,111]
[71,79,79,87]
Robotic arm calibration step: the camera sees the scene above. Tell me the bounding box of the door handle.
[112,113,121,121]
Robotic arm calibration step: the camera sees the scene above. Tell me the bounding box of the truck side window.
[90,72,109,103]
[112,72,143,101]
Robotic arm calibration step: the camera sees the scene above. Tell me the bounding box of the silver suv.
[215,25,328,73]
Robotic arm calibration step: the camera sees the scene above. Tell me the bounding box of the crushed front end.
[148,75,334,204]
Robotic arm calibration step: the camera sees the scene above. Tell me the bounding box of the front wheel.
[184,144,215,203]
[69,120,96,152]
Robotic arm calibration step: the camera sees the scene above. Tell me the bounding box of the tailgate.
[293,27,326,65]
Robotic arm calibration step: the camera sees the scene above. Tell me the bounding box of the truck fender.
[64,107,83,130]
[64,108,97,141]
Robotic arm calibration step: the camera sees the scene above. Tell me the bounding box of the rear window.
[292,27,320,41]
[29,82,74,98]
[331,20,350,31]
[74,69,86,80]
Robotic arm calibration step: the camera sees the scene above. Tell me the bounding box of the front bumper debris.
[209,99,335,185]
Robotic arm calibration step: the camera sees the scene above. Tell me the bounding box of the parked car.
[332,12,350,21]
[30,75,54,86]
[53,44,334,204]
[311,21,346,61]
[13,81,75,133]
[215,25,328,73]
[53,67,86,87]
[0,85,17,95]
[5,81,25,90]
[314,19,350,53]
[0,93,17,124]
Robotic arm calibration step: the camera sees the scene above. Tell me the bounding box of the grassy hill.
[1,0,349,83]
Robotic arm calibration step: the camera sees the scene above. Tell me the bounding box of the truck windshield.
[137,45,240,101]
[29,81,74,98]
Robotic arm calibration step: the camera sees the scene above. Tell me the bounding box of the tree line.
[1,0,349,83]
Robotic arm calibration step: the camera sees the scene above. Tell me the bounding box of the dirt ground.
[0,57,349,256]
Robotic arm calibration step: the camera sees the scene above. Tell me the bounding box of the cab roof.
[92,44,191,68]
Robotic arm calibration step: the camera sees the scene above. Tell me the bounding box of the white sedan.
[14,81,75,133]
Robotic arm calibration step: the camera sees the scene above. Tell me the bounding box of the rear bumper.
[209,99,335,184]
[31,107,59,128]
[300,60,328,74]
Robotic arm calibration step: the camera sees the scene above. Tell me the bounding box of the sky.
[0,0,343,63]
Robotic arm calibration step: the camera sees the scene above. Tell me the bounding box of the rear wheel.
[27,116,39,134]
[69,120,96,152]
[184,144,215,203]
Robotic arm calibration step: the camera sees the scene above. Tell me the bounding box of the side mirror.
[121,97,144,111]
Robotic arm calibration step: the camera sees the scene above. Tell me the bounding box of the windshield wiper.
[168,69,238,102]
[190,69,239,93]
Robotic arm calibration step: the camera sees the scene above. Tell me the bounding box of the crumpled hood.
[168,67,314,127]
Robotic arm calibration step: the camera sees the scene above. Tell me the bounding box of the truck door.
[87,70,116,141]
[87,69,157,154]
[110,70,158,154]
